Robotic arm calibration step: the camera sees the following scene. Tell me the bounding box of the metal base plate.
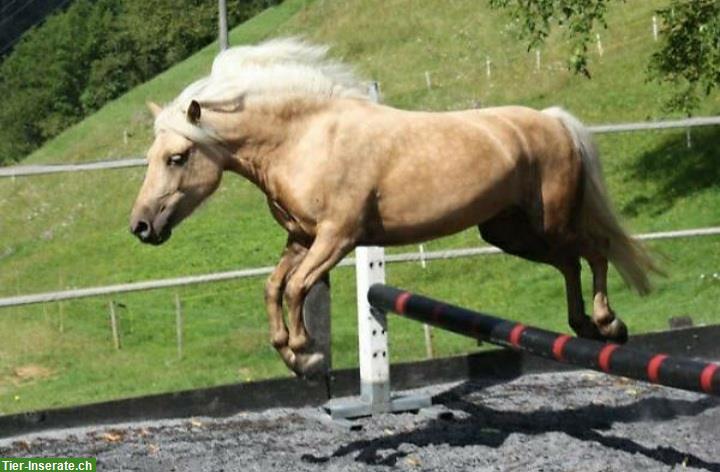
[323,393,432,420]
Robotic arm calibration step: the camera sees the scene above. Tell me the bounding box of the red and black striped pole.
[368,284,720,396]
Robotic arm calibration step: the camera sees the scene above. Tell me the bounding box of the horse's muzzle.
[129,217,172,245]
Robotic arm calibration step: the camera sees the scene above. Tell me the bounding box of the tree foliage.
[0,0,278,164]
[490,0,720,114]
[649,0,720,113]
[489,0,610,78]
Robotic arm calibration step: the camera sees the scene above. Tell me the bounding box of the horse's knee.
[284,277,306,306]
[270,330,289,349]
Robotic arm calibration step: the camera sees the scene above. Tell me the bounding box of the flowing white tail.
[543,107,659,295]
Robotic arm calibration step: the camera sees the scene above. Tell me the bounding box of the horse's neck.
[222,97,325,193]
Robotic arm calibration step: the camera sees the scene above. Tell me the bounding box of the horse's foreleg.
[585,251,628,343]
[284,227,354,376]
[265,239,307,371]
[559,258,605,340]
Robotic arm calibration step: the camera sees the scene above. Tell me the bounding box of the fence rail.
[2,225,719,309]
[0,158,145,178]
[2,115,720,178]
[2,112,720,309]
[588,115,720,134]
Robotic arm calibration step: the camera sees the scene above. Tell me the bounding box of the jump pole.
[368,284,720,396]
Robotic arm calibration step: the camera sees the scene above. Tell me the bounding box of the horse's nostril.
[131,220,151,240]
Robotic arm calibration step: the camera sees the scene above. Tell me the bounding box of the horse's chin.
[147,208,178,245]
[139,225,172,246]
[150,226,173,245]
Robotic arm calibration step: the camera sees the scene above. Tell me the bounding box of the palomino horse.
[130,38,658,377]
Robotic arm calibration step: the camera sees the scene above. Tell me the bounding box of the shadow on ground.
[303,380,720,470]
[622,125,720,216]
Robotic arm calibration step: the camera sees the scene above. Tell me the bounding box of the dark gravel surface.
[2,370,719,471]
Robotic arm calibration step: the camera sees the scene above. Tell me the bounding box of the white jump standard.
[324,246,431,419]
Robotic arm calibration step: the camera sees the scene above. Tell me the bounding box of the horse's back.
[452,105,575,159]
[335,104,563,243]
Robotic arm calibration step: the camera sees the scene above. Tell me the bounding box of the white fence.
[1,114,720,309]
[2,115,720,178]
[0,158,146,177]
[589,116,720,134]
[1,226,720,309]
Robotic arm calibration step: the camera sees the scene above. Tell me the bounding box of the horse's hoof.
[293,351,327,380]
[602,318,628,344]
[277,346,297,371]
[571,317,605,341]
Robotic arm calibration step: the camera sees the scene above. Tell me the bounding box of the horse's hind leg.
[581,241,628,343]
[479,208,551,261]
[557,257,605,340]
[479,211,603,340]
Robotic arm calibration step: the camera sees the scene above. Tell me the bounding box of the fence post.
[175,293,183,359]
[424,324,435,359]
[58,302,65,333]
[58,273,65,333]
[417,244,434,358]
[109,301,121,350]
[218,0,229,51]
[653,15,658,41]
[303,274,332,374]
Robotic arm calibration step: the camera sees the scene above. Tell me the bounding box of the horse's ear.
[187,100,201,124]
[146,101,163,118]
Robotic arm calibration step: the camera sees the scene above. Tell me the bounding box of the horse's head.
[129,101,224,245]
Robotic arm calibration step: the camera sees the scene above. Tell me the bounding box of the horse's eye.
[167,152,189,167]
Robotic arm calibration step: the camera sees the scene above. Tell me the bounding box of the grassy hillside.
[1,0,720,414]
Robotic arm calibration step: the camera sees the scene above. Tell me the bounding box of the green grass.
[1,0,720,415]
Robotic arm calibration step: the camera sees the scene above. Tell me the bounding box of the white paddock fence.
[1,112,720,307]
[1,115,720,178]
[1,226,720,309]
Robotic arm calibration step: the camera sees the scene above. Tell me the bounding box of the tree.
[489,0,720,114]
[0,0,113,162]
[0,0,280,165]
[649,1,720,113]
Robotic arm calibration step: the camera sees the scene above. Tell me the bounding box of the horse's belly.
[368,185,514,245]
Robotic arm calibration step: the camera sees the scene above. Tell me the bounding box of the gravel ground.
[1,370,719,471]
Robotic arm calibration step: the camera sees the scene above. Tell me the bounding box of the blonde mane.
[154,38,368,147]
